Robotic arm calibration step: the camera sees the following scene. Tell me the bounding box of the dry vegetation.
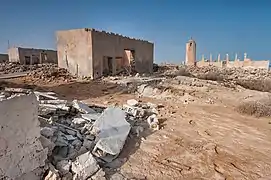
[236,99,271,117]
[236,79,271,93]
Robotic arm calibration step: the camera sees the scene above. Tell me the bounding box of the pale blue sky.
[0,0,271,63]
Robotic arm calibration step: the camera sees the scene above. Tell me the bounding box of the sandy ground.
[2,76,271,180]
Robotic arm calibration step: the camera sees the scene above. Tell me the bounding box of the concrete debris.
[44,164,61,180]
[56,160,71,175]
[73,100,97,114]
[41,126,56,138]
[92,107,131,160]
[147,114,160,130]
[127,99,139,106]
[91,168,106,180]
[71,152,100,180]
[0,88,160,179]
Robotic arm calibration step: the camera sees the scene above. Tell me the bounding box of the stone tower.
[185,38,196,66]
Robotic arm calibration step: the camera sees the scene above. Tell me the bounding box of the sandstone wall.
[91,29,154,79]
[0,94,47,179]
[56,29,93,78]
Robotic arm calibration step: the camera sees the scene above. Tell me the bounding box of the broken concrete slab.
[72,100,97,114]
[71,152,100,180]
[34,91,58,100]
[0,94,48,180]
[92,107,131,159]
[81,113,101,121]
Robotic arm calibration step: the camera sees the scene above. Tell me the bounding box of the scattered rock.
[127,99,139,106]
[71,152,100,180]
[55,160,71,175]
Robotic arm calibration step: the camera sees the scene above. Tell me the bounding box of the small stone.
[86,134,95,141]
[66,129,77,136]
[62,172,73,180]
[64,134,77,141]
[77,146,88,156]
[77,131,83,140]
[83,139,93,150]
[72,117,87,125]
[44,164,60,180]
[109,172,126,180]
[39,135,55,156]
[127,99,139,106]
[71,139,82,150]
[71,152,99,180]
[91,168,106,180]
[56,160,71,175]
[41,127,55,138]
[57,146,69,158]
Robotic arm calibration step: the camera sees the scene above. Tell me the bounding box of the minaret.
[185,38,196,66]
[226,54,229,62]
[217,54,221,62]
[201,54,205,61]
[235,53,238,61]
[244,53,247,60]
[210,54,212,62]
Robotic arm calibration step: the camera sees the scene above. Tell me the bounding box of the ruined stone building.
[185,38,196,66]
[8,47,58,65]
[185,39,270,69]
[0,53,8,63]
[56,28,154,79]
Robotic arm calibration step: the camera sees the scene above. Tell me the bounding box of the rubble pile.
[186,66,271,81]
[28,64,73,82]
[0,88,160,180]
[0,62,73,81]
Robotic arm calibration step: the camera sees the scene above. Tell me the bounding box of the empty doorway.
[103,56,113,76]
[24,56,30,65]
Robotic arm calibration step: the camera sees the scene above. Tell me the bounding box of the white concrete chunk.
[71,152,99,180]
[126,99,139,106]
[93,107,131,157]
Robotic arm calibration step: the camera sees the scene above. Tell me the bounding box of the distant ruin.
[8,47,58,65]
[185,39,270,69]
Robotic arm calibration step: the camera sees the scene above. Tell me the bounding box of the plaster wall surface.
[0,94,47,180]
[56,29,93,78]
[8,47,57,64]
[91,30,154,79]
[8,48,20,63]
[0,54,8,62]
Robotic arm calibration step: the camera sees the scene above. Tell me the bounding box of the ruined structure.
[185,38,196,66]
[185,40,270,69]
[8,47,58,65]
[0,54,8,63]
[56,28,154,79]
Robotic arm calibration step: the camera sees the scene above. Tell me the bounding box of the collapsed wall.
[0,94,48,179]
